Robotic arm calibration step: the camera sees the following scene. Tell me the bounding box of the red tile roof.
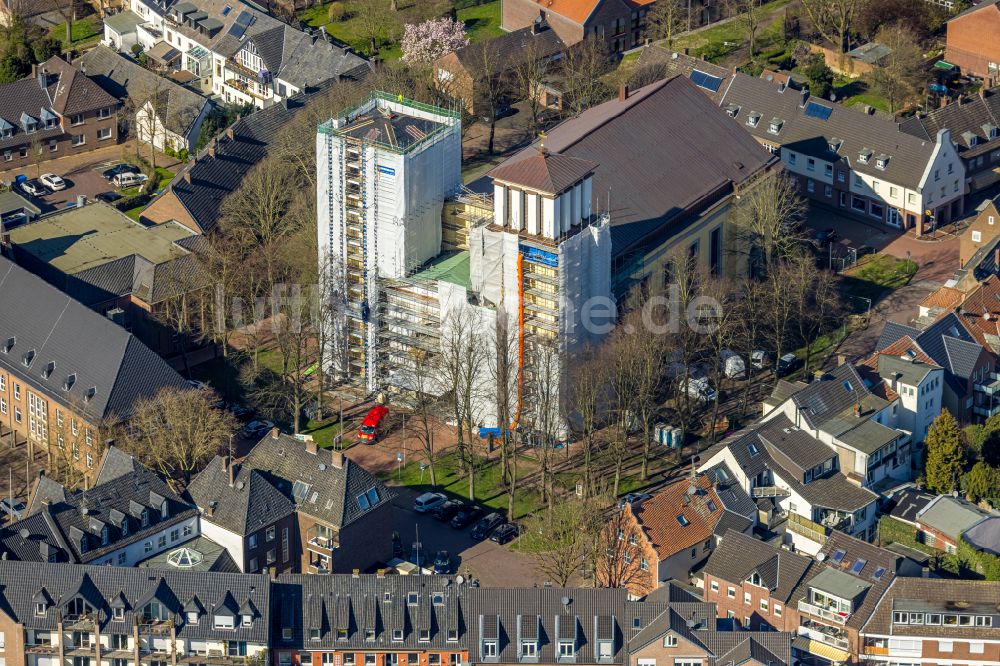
[633,474,726,559]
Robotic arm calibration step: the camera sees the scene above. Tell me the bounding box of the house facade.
[0,57,119,171]
[720,73,966,234]
[946,1,1000,82]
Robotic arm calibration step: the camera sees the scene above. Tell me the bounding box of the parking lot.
[11,161,137,216]
[386,486,542,587]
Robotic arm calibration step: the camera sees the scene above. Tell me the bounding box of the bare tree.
[800,0,863,52]
[51,0,77,48]
[523,338,563,509]
[152,254,210,378]
[735,276,770,414]
[511,38,555,138]
[520,498,594,586]
[787,255,843,374]
[352,0,401,57]
[563,347,607,497]
[866,24,924,113]
[488,310,520,516]
[726,0,763,56]
[605,329,638,498]
[403,347,442,487]
[120,386,238,486]
[700,276,739,439]
[665,252,710,444]
[561,37,612,115]
[732,171,807,275]
[594,505,646,589]
[462,39,510,154]
[647,0,688,45]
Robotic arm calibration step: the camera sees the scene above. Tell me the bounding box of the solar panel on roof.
[690,69,723,93]
[228,10,255,38]
[805,101,833,120]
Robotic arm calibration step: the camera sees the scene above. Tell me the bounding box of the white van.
[720,349,746,379]
[113,172,149,189]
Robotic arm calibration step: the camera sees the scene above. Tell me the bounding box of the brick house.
[959,199,1000,268]
[860,578,1000,666]
[0,56,119,170]
[501,0,657,52]
[0,256,188,483]
[605,468,755,598]
[913,494,993,553]
[946,0,1000,82]
[187,430,394,575]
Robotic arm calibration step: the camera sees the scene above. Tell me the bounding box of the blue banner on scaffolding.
[378,165,396,176]
[519,244,558,267]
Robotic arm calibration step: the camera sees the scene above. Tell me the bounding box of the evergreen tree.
[925,409,965,494]
[962,462,1000,503]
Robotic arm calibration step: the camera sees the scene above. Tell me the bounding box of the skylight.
[850,558,867,575]
[690,69,723,92]
[747,442,759,457]
[872,567,886,581]
[830,549,846,565]
[804,101,833,120]
[677,514,690,527]
[707,500,717,513]
[292,480,311,503]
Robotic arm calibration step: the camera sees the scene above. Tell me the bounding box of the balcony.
[797,600,849,625]
[975,373,1000,395]
[752,485,790,498]
[224,77,272,102]
[25,643,57,654]
[786,512,829,545]
[307,524,339,551]
[973,402,1000,418]
[62,613,97,630]
[799,618,850,651]
[863,645,889,656]
[137,619,174,635]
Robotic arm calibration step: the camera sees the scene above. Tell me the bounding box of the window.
[144,541,152,553]
[187,611,199,625]
[71,134,85,147]
[838,171,846,183]
[852,196,866,212]
[640,557,649,571]
[249,558,258,572]
[870,202,884,219]
[97,127,112,140]
[760,599,769,612]
[939,640,952,652]
[14,406,21,423]
[744,592,751,605]
[807,179,815,193]
[266,549,275,564]
[49,139,57,152]
[3,150,10,161]
[183,524,192,537]
[248,534,257,549]
[266,525,276,542]
[710,580,719,592]
[393,629,404,641]
[242,613,252,627]
[484,640,498,657]
[98,108,112,120]
[117,552,126,565]
[787,152,796,165]
[559,641,576,657]
[973,230,982,242]
[522,641,538,657]
[664,635,678,647]
[727,587,735,598]
[214,614,235,630]
[36,602,46,616]
[14,384,20,400]
[807,158,815,171]
[825,184,833,197]
[970,641,985,654]
[158,535,166,548]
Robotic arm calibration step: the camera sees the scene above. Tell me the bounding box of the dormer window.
[407,592,418,605]
[859,149,872,164]
[101,526,109,545]
[36,602,46,616]
[22,349,35,366]
[79,535,88,553]
[726,104,740,118]
[432,593,444,605]
[558,641,576,658]
[214,613,235,629]
[747,112,761,128]
[365,628,376,640]
[828,138,842,153]
[419,629,430,642]
[310,628,321,641]
[187,611,199,625]
[749,572,762,586]
[448,629,459,642]
[875,155,889,170]
[120,519,129,537]
[392,629,404,641]
[160,500,168,519]
[242,613,252,627]
[337,628,348,640]
[113,606,125,620]
[768,118,783,134]
[483,640,499,658]
[521,640,538,658]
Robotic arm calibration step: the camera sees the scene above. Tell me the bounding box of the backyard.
[48,17,103,50]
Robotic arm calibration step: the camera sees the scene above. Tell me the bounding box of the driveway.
[386,486,543,587]
[32,169,116,212]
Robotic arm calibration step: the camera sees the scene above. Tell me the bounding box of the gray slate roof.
[962,516,1000,556]
[0,559,269,642]
[719,72,946,188]
[702,530,813,603]
[492,75,777,258]
[0,256,188,422]
[888,487,935,524]
[78,46,211,138]
[900,88,1000,159]
[186,459,296,536]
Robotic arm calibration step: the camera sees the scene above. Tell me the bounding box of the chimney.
[331,450,345,469]
[270,427,280,440]
[281,97,290,110]
[183,171,191,184]
[222,456,235,487]
[853,403,861,418]
[376,568,386,578]
[76,195,85,208]
[225,126,235,140]
[531,18,541,34]
[206,500,216,517]
[305,438,318,455]
[619,83,629,102]
[208,142,216,158]
[352,568,360,578]
[682,47,689,55]
[799,88,810,107]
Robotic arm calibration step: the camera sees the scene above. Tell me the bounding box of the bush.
[327,1,348,21]
[113,193,152,212]
[178,149,189,162]
[131,43,143,56]
[164,146,177,158]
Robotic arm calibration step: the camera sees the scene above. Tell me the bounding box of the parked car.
[0,498,25,520]
[357,405,389,443]
[103,163,140,181]
[750,350,772,370]
[720,349,746,379]
[471,512,504,540]
[413,492,447,514]
[227,403,254,420]
[813,228,837,245]
[243,419,274,437]
[479,102,513,123]
[432,499,463,521]
[776,353,800,377]
[433,550,451,574]
[39,173,66,191]
[113,172,148,189]
[677,374,717,403]
[186,379,206,389]
[490,523,520,545]
[450,505,483,529]
[95,191,123,204]
[20,179,46,197]
[617,492,652,509]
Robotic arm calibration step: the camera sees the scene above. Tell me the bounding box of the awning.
[792,637,851,663]
[147,40,181,66]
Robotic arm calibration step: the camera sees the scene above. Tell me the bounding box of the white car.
[413,492,447,513]
[39,173,66,191]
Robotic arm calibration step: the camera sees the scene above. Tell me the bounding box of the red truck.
[357,405,389,443]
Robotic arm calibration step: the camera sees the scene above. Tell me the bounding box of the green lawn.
[49,18,102,49]
[671,0,794,61]
[383,450,542,519]
[301,419,347,448]
[832,77,891,114]
[841,253,918,303]
[457,1,503,41]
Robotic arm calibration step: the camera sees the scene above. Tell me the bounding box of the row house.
[946,0,1000,82]
[0,447,198,567]
[0,256,188,483]
[119,0,368,110]
[187,429,394,575]
[719,72,965,234]
[860,578,1000,666]
[0,559,269,666]
[704,530,922,666]
[763,363,920,489]
[0,56,119,170]
[698,396,881,555]
[607,468,756,598]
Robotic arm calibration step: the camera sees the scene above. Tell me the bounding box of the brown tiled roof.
[703,531,813,603]
[919,286,965,311]
[488,148,597,195]
[633,474,735,559]
[862,577,1000,638]
[40,55,117,117]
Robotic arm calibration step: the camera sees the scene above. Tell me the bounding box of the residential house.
[0,447,199,566]
[0,559,269,666]
[5,201,207,359]
[763,363,918,487]
[917,286,965,324]
[719,73,966,234]
[123,0,369,108]
[143,76,363,232]
[704,530,921,666]
[633,47,734,103]
[0,56,119,170]
[102,9,146,51]
[79,46,213,153]
[877,309,998,423]
[914,494,994,553]
[860,578,1000,666]
[0,190,40,230]
[434,21,564,114]
[0,256,188,480]
[697,408,880,555]
[900,90,1000,194]
[187,429,394,575]
[958,198,1000,269]
[887,487,936,527]
[946,0,1000,82]
[490,75,778,295]
[610,469,755,597]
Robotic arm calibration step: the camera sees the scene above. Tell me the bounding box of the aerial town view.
[0,0,999,663]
